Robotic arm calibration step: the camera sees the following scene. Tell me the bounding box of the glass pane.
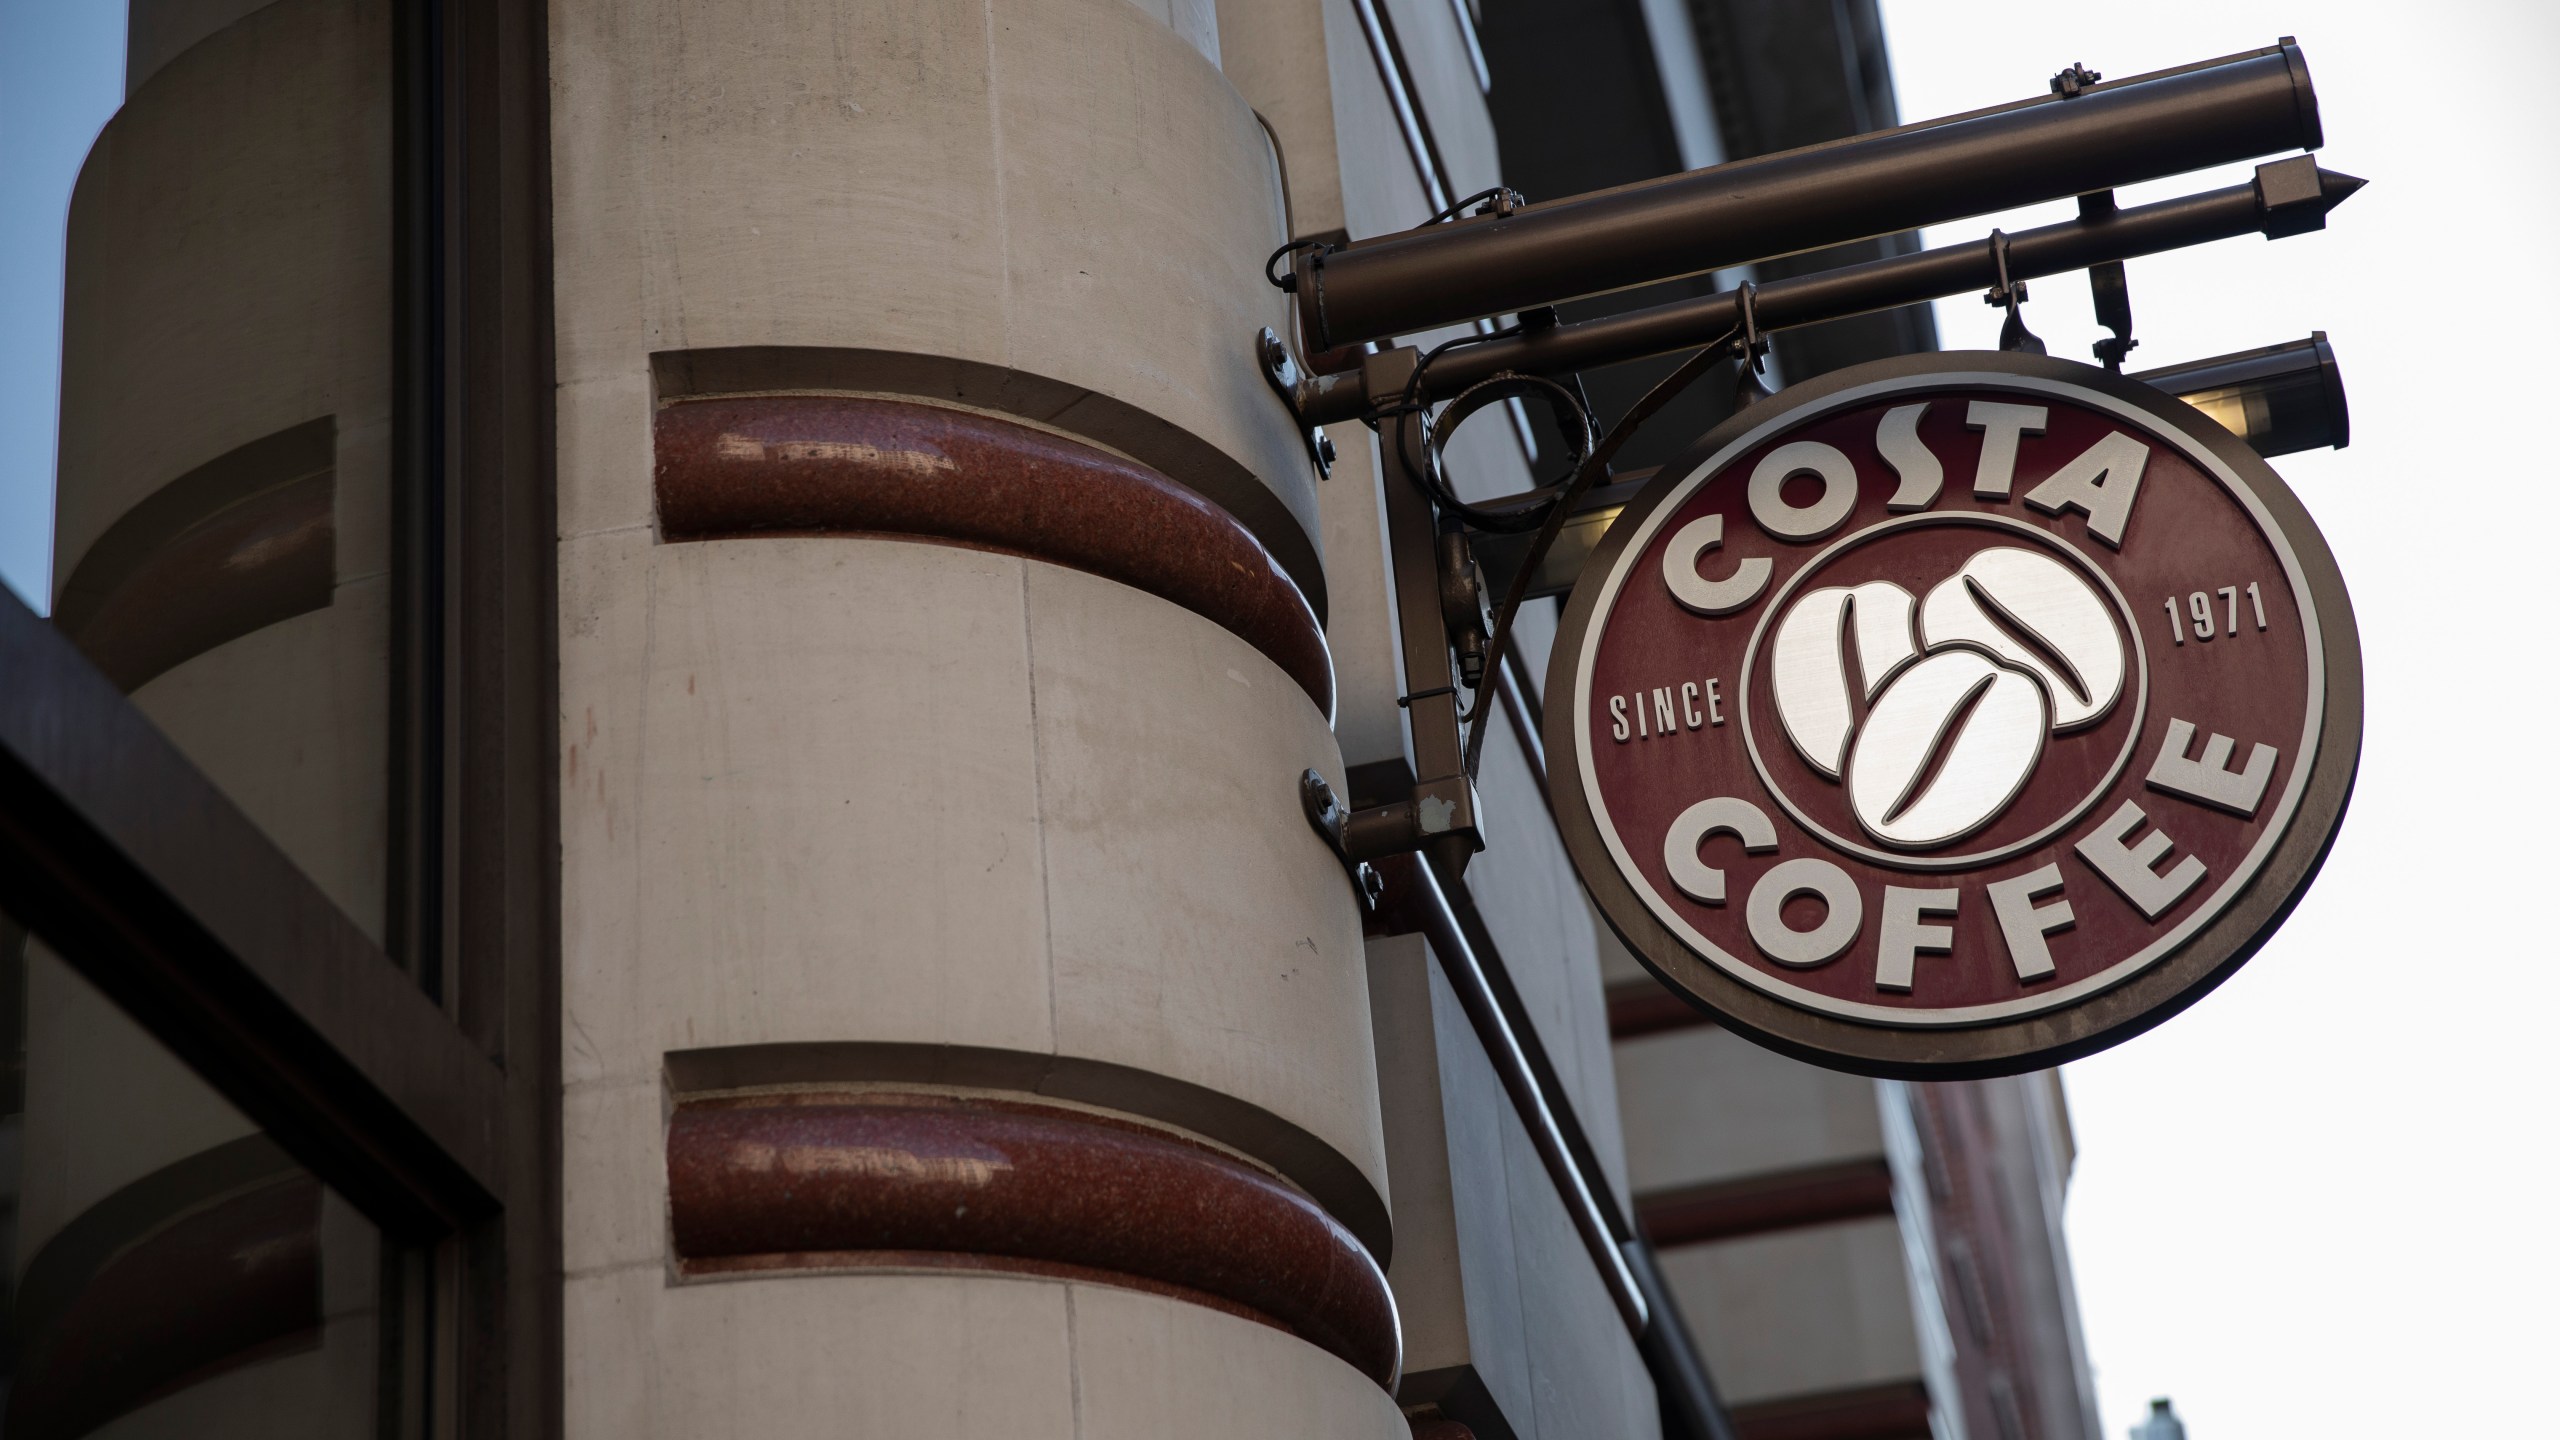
[12,0,398,946]
[0,909,386,1438]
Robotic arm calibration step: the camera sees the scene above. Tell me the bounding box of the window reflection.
[49,0,396,944]
[1,913,381,1438]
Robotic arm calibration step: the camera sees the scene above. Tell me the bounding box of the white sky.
[1873,3,2560,1434]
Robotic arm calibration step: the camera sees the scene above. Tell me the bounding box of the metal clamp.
[1732,281,1772,408]
[1344,774,1483,861]
[2078,191,2138,372]
[1299,770,1384,913]
[1435,531,1492,690]
[1258,327,1339,480]
[1983,230,2048,355]
[2050,62,2103,98]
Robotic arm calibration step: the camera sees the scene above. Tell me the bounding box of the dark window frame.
[0,0,557,1430]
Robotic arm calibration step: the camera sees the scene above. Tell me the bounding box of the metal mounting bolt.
[1300,769,1383,912]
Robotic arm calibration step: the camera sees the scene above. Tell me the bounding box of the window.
[0,0,555,1432]
[3,905,390,1438]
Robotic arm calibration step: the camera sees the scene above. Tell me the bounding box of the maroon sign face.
[1547,353,2361,1076]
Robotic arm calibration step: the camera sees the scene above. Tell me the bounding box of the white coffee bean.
[1846,649,2049,847]
[1769,580,1918,778]
[1918,547,2124,731]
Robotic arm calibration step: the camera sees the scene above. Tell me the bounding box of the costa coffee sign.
[1549,353,2360,1075]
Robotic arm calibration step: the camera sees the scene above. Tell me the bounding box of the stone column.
[549,1,1402,1433]
[22,3,394,1431]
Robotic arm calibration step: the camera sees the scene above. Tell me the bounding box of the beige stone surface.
[1375,0,1501,195]
[566,1267,1076,1438]
[1465,700,1631,1210]
[1123,0,1220,65]
[1367,936,1524,1404]
[557,530,1053,1085]
[58,0,391,584]
[126,578,392,941]
[1657,1218,1925,1407]
[557,532,1385,1206]
[1320,0,1434,242]
[1495,1070,1661,1440]
[1070,1281,1406,1439]
[1371,937,1659,1440]
[127,0,290,95]
[565,1266,1402,1440]
[1595,904,1653,987]
[1215,0,1347,238]
[559,1073,669,1279]
[546,0,1314,553]
[1615,1027,1887,1195]
[1027,564,1381,1187]
[555,371,658,543]
[54,0,397,946]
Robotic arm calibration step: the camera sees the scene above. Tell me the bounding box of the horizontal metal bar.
[1372,851,1650,1337]
[1470,334,2350,604]
[1305,159,2360,424]
[0,587,505,1237]
[1304,41,2320,348]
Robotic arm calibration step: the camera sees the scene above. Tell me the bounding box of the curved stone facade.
[552,0,1390,1430]
[665,1092,1399,1387]
[549,0,1318,587]
[29,8,393,1426]
[53,0,393,938]
[653,395,1333,712]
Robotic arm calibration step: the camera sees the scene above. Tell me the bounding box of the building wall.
[29,1,2108,1437]
[545,1,2101,1437]
[27,5,392,1430]
[549,0,1414,1435]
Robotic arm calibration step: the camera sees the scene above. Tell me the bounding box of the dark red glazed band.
[655,395,1334,715]
[665,1092,1400,1389]
[9,1174,321,1440]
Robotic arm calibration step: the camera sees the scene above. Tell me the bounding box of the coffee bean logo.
[1771,546,2126,848]
[1917,548,2125,731]
[1845,649,2048,847]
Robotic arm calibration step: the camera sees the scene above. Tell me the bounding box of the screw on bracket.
[1300,769,1384,913]
[1981,230,2046,356]
[2079,191,2137,372]
[2050,63,2102,98]
[1259,327,1338,481]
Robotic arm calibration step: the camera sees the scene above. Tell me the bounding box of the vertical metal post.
[1377,406,1481,876]
[1339,347,1487,876]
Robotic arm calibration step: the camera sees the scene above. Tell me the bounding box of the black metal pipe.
[1375,852,1651,1337]
[1627,1238,1740,1440]
[1303,41,2319,349]
[1302,158,2363,424]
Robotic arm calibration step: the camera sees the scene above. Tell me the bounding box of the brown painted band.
[1606,978,1718,1041]
[654,396,1334,716]
[1729,1379,1934,1440]
[665,1093,1399,1389]
[1637,1157,1896,1249]
[54,416,335,694]
[8,1170,321,1440]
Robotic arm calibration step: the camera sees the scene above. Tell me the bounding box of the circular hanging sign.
[1548,352,2361,1076]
